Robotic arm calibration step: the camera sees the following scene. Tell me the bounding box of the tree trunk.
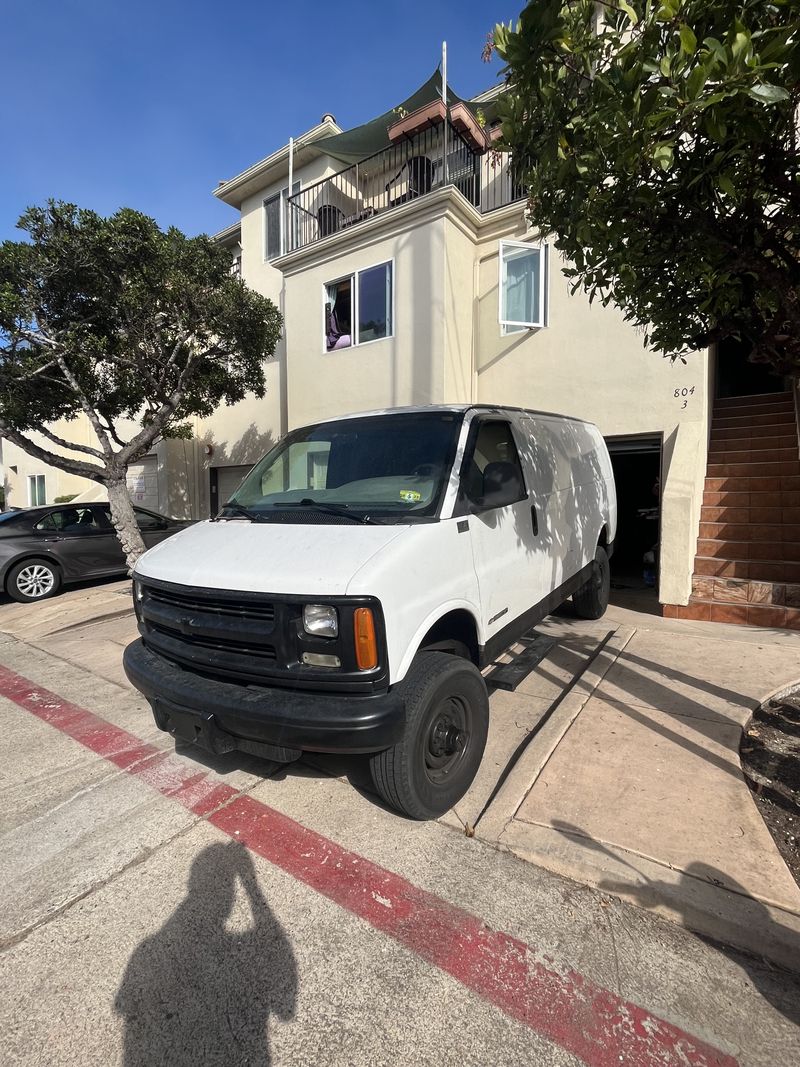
[106,477,147,572]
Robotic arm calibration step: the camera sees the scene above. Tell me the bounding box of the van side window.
[463,421,526,505]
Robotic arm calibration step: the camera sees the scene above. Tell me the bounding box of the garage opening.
[604,435,662,613]
[209,464,254,518]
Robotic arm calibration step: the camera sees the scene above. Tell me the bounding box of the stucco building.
[4,72,798,624]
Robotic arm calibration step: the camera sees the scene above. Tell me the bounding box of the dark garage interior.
[605,436,662,610]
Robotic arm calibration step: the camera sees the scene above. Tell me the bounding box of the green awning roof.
[312,70,476,166]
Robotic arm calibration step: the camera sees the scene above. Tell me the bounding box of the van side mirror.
[471,462,526,511]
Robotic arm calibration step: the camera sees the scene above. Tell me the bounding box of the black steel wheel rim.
[423,694,472,785]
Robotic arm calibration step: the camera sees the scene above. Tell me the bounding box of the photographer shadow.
[115,840,297,1066]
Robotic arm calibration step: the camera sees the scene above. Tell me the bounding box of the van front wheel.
[369,652,489,820]
[573,545,611,620]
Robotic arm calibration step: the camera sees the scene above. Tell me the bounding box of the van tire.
[573,545,610,620]
[369,652,489,820]
[7,558,62,603]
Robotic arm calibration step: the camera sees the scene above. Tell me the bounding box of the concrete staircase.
[664,390,800,628]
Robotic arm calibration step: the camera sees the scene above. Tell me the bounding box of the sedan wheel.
[7,559,62,603]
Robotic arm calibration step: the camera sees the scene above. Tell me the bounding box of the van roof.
[298,404,594,428]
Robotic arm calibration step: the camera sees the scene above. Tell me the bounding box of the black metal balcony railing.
[284,122,525,254]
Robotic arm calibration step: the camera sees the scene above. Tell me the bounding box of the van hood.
[134,518,409,596]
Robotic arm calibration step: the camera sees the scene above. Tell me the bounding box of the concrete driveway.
[1,581,799,1064]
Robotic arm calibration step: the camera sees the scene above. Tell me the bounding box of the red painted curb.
[1,663,738,1067]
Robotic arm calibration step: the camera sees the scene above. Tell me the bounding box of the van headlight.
[134,580,144,602]
[303,604,338,638]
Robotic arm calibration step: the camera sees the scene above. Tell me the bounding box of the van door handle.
[531,505,539,536]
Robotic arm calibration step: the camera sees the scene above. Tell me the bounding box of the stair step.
[699,522,800,541]
[704,475,800,494]
[694,557,800,582]
[707,447,798,464]
[714,391,793,408]
[690,575,800,605]
[664,599,800,627]
[713,410,796,429]
[696,538,799,561]
[709,434,797,452]
[707,461,800,479]
[703,489,800,507]
[701,505,800,525]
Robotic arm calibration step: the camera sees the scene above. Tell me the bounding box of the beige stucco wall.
[281,210,451,429]
[198,153,344,476]
[473,213,710,603]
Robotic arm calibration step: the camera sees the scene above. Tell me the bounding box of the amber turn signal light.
[354,607,378,670]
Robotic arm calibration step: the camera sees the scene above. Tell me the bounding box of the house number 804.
[675,386,695,408]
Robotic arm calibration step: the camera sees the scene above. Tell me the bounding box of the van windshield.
[228,411,463,522]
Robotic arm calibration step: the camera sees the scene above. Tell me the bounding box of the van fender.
[393,599,484,686]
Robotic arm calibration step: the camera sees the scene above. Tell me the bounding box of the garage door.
[210,464,254,516]
[126,456,159,512]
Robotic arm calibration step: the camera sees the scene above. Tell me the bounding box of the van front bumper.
[123,639,405,760]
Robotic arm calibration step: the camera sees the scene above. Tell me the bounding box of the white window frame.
[498,240,548,333]
[263,181,301,261]
[27,474,46,506]
[322,258,395,353]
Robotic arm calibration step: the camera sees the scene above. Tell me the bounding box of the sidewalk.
[476,601,800,972]
[2,579,799,971]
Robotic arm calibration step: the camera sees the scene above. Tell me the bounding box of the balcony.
[285,122,525,254]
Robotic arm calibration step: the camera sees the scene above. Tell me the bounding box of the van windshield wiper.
[284,499,384,525]
[219,501,265,522]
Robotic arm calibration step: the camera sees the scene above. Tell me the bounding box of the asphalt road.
[1,628,799,1066]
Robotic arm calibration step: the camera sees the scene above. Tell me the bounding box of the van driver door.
[459,417,547,649]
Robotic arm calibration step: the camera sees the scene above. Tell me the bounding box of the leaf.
[686,63,707,100]
[746,82,790,104]
[618,0,639,25]
[679,24,697,55]
[717,174,735,196]
[652,143,675,170]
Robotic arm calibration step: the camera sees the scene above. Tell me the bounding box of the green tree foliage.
[493,0,800,371]
[0,202,282,565]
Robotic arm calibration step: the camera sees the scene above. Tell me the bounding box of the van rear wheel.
[369,652,489,820]
[573,545,611,620]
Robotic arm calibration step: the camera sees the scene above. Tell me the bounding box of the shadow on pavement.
[551,820,800,1028]
[115,840,297,1066]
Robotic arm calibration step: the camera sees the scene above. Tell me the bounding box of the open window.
[499,240,548,333]
[325,261,393,351]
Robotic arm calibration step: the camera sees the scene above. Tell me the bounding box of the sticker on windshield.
[399,489,422,503]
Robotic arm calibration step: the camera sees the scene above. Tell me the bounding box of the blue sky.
[1,0,513,241]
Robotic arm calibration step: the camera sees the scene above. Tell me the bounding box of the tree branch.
[0,421,106,481]
[117,349,198,466]
[53,352,114,459]
[36,423,106,459]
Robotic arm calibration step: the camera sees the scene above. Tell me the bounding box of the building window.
[28,474,46,506]
[264,181,301,261]
[325,261,393,351]
[231,252,242,277]
[499,240,548,333]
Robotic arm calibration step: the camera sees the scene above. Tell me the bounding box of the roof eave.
[213,119,342,208]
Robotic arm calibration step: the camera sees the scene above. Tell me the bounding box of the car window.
[35,508,105,534]
[134,509,165,530]
[462,421,526,503]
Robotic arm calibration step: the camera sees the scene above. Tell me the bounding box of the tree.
[0,202,282,566]
[492,0,800,372]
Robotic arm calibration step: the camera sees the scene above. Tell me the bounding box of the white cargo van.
[124,406,616,819]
